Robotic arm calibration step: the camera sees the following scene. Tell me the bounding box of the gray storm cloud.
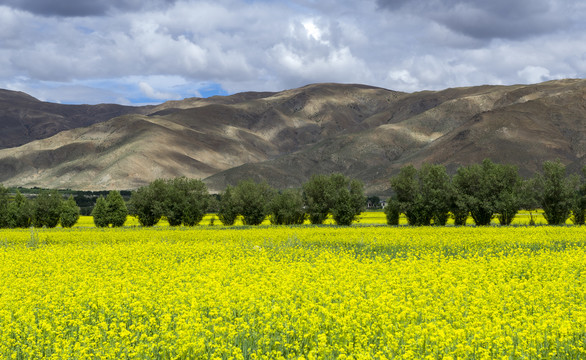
[3,0,177,16]
[377,0,574,40]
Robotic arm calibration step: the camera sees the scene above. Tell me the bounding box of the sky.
[0,0,585,105]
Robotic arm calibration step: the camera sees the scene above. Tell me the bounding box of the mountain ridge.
[0,80,584,195]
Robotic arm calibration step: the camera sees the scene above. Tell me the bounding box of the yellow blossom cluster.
[72,209,553,229]
[1,226,585,359]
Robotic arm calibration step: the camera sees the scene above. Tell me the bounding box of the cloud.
[4,79,133,105]
[1,74,225,105]
[138,82,179,100]
[377,0,576,40]
[3,0,177,17]
[0,0,585,104]
[517,66,551,84]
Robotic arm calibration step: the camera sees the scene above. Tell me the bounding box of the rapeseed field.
[70,210,552,229]
[1,225,585,359]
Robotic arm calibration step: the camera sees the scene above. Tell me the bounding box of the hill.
[0,80,584,194]
[206,79,586,194]
[0,89,153,149]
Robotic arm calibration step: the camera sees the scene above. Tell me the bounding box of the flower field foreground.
[1,226,585,359]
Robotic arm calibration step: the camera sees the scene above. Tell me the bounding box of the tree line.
[0,159,584,228]
[0,189,81,228]
[128,174,364,227]
[385,159,586,226]
[0,173,365,228]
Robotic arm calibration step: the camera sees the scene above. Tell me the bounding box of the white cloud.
[302,19,326,43]
[138,82,179,100]
[0,0,584,104]
[387,70,418,90]
[517,66,551,84]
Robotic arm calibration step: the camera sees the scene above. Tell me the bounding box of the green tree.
[60,195,80,228]
[129,179,166,227]
[105,191,128,227]
[233,180,275,226]
[495,190,521,226]
[418,164,452,226]
[390,165,429,225]
[303,174,332,224]
[450,192,469,226]
[9,191,33,228]
[0,185,9,228]
[91,196,109,228]
[302,173,364,226]
[384,197,401,225]
[164,177,209,226]
[533,160,578,225]
[331,188,356,226]
[493,164,524,226]
[453,159,521,226]
[207,195,220,214]
[33,190,63,228]
[269,189,306,225]
[453,161,492,226]
[180,181,209,226]
[390,164,452,226]
[570,166,586,225]
[218,185,239,226]
[330,175,365,226]
[164,181,183,227]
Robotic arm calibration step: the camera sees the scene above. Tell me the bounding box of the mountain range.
[0,79,584,195]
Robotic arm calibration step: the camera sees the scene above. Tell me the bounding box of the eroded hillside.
[0,80,584,194]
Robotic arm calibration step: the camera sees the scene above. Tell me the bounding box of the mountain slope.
[0,80,584,194]
[0,89,153,149]
[204,79,586,194]
[0,84,401,190]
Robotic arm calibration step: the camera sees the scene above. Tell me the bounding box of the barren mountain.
[0,84,401,190]
[205,79,586,194]
[0,89,152,149]
[0,80,584,194]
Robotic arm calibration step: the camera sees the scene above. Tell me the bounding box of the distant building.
[366,199,387,209]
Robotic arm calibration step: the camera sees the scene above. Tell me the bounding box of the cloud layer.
[1,0,584,104]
